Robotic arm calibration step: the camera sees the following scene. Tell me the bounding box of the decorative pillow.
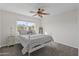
[18,30,27,35]
[18,30,36,35]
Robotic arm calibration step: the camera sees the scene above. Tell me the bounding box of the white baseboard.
[78,49,79,56]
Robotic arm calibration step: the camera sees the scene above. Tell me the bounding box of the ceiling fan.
[30,8,49,18]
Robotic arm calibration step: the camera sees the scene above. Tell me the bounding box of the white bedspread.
[16,34,53,54]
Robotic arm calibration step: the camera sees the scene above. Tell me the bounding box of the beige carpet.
[0,42,78,56]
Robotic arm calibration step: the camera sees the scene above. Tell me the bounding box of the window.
[16,21,36,35]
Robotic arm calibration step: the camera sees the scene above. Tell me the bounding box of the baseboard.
[55,41,78,49]
[78,48,79,56]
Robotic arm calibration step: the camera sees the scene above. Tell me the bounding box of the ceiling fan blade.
[33,14,38,16]
[42,13,50,15]
[30,11,36,13]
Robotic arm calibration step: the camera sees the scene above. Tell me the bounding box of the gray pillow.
[18,30,36,35]
[18,30,27,35]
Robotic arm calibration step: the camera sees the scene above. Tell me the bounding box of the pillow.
[18,30,27,35]
[27,30,36,35]
[18,29,36,35]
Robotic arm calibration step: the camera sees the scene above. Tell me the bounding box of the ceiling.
[0,3,78,18]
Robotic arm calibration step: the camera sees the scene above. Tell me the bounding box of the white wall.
[0,10,17,47]
[0,10,41,47]
[78,7,79,55]
[42,9,78,48]
[0,10,2,44]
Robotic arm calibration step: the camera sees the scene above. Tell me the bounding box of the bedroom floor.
[0,42,78,56]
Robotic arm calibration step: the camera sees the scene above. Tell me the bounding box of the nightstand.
[6,36,17,46]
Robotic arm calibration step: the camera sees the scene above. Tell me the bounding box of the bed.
[16,34,54,55]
